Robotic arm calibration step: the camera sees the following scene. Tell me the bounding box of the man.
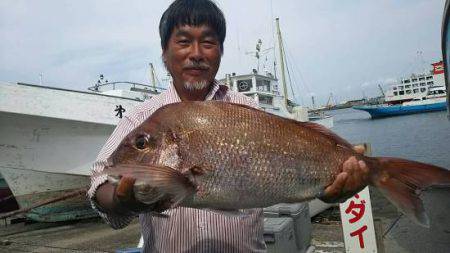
[88,0,369,252]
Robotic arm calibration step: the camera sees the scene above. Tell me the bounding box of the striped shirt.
[88,80,267,253]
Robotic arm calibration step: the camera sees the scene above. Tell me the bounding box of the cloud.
[0,0,444,104]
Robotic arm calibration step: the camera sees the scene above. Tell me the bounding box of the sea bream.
[103,101,450,227]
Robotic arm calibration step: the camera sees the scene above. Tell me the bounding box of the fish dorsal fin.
[297,121,354,149]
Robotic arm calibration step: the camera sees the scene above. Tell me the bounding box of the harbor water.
[330,108,450,168]
[330,108,450,253]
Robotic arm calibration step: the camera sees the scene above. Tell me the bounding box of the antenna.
[246,39,273,73]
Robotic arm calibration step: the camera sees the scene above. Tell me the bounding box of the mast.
[275,18,289,108]
[149,63,156,89]
[377,84,385,97]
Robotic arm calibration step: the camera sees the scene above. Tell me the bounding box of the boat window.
[405,85,411,88]
[412,83,418,87]
[420,88,426,92]
[399,86,404,90]
[426,76,432,80]
[412,78,417,82]
[438,90,445,94]
[393,91,398,95]
[406,90,412,94]
[256,79,271,92]
[413,88,419,93]
[258,95,273,105]
[399,91,405,95]
[237,79,252,92]
[419,77,425,81]
[420,83,426,86]
[404,80,410,83]
[427,81,433,85]
[393,87,397,90]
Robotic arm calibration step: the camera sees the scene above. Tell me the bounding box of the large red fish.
[103,101,450,227]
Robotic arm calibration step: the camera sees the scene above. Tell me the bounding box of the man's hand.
[320,145,370,203]
[96,176,153,215]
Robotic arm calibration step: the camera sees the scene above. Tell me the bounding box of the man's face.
[163,24,221,91]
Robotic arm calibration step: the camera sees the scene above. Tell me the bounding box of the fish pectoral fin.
[134,166,195,208]
[104,164,196,208]
[133,181,165,205]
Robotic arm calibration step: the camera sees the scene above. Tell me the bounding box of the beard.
[183,80,209,90]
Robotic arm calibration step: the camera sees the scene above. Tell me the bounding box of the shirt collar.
[165,80,228,103]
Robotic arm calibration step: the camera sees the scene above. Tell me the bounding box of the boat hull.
[0,82,138,221]
[353,101,447,118]
[0,176,19,213]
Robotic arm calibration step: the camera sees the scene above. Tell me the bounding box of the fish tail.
[367,157,450,227]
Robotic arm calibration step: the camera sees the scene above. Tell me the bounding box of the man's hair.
[159,0,226,53]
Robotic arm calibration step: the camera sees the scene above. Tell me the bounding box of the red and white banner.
[432,61,444,75]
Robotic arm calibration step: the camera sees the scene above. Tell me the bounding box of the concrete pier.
[1,188,450,252]
[0,218,141,252]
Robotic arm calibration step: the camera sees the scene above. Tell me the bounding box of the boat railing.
[88,81,166,94]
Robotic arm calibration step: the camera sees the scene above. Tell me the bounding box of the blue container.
[115,248,142,253]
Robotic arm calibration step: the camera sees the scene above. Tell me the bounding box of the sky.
[0,0,446,106]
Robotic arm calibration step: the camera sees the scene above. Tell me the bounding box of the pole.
[0,188,87,220]
[275,18,289,108]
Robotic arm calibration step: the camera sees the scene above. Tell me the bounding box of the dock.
[2,187,450,253]
[0,218,141,252]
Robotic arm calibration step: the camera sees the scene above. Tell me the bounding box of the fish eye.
[135,135,148,150]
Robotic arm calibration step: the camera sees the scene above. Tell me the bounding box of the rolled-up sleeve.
[88,115,138,229]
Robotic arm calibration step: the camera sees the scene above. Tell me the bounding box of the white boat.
[354,86,447,118]
[0,80,163,221]
[221,72,308,120]
[384,61,445,105]
[353,60,447,119]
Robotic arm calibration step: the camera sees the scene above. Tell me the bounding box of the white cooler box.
[263,217,298,253]
[264,203,312,253]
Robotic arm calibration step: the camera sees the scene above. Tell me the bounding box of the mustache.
[183,61,210,70]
